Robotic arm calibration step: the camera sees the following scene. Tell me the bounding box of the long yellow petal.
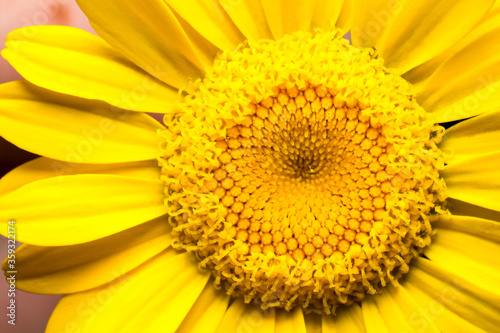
[435,213,500,242]
[402,282,486,333]
[275,307,306,333]
[417,9,500,122]
[381,0,494,73]
[404,1,500,91]
[46,251,210,333]
[447,198,500,223]
[0,157,160,196]
[75,0,205,88]
[215,299,275,332]
[304,313,322,333]
[261,0,318,39]
[428,226,500,274]
[372,291,416,333]
[417,251,500,306]
[0,81,161,164]
[0,174,166,246]
[219,0,273,42]
[322,304,365,333]
[164,0,245,51]
[2,26,178,113]
[387,286,440,333]
[440,110,500,165]
[172,12,220,68]
[311,0,344,32]
[351,0,397,48]
[177,280,230,333]
[0,216,171,294]
[335,0,351,33]
[405,261,500,332]
[214,299,246,332]
[442,152,500,212]
[352,0,494,74]
[361,297,390,333]
[402,50,451,93]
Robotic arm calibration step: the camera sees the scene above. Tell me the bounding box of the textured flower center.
[158,31,447,314]
[213,85,385,262]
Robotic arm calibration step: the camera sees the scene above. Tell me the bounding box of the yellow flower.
[1,0,500,332]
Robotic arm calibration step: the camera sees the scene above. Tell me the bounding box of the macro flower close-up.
[1,0,500,332]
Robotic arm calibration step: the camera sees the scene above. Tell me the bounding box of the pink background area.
[1,1,94,332]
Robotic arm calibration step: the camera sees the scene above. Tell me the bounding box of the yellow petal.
[447,198,500,223]
[352,0,494,74]
[0,81,161,164]
[311,0,344,32]
[0,174,166,246]
[405,260,500,332]
[214,299,246,332]
[440,110,500,165]
[261,0,318,39]
[335,0,352,33]
[1,216,171,294]
[75,0,205,88]
[261,309,276,332]
[435,213,500,242]
[402,51,451,93]
[387,285,440,333]
[172,12,220,68]
[215,299,275,333]
[2,26,178,113]
[402,282,485,333]
[46,251,210,333]
[351,0,399,48]
[428,225,500,274]
[417,250,500,306]
[404,1,500,91]
[164,0,245,51]
[417,9,500,122]
[427,219,500,305]
[441,152,500,212]
[381,0,494,73]
[322,304,365,333]
[0,157,160,196]
[219,0,273,41]
[177,280,230,333]
[361,296,390,333]
[304,313,322,333]
[373,287,421,333]
[275,307,306,333]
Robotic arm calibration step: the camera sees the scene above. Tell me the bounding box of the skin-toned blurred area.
[1,1,94,332]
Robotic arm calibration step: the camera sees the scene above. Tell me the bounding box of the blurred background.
[0,1,94,332]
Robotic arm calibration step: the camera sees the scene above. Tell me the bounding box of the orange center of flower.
[211,84,386,262]
[158,31,447,314]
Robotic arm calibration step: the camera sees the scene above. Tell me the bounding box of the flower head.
[1,0,500,332]
[160,31,447,313]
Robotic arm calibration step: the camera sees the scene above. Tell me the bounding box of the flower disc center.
[158,31,447,314]
[214,84,383,263]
